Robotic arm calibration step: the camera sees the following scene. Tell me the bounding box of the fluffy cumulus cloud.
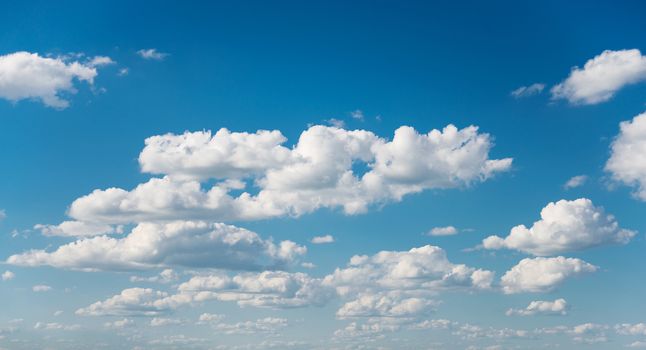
[482,198,635,256]
[551,49,646,105]
[171,270,334,309]
[65,124,511,224]
[0,51,104,108]
[7,221,305,271]
[606,112,646,200]
[76,288,172,316]
[506,298,568,316]
[324,245,494,320]
[500,256,597,294]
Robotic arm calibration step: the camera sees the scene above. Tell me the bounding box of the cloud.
[32,285,52,292]
[197,313,225,324]
[130,269,179,284]
[606,112,646,200]
[150,317,184,327]
[213,317,288,335]
[551,49,646,105]
[482,198,635,256]
[506,298,568,316]
[1,270,14,281]
[34,221,121,237]
[87,56,115,67]
[324,245,494,320]
[510,83,545,98]
[66,124,511,224]
[500,256,597,294]
[311,235,334,244]
[104,318,134,329]
[350,110,365,121]
[33,322,81,331]
[564,175,588,189]
[137,49,168,61]
[616,323,646,336]
[76,288,171,316]
[427,226,458,236]
[8,221,306,271]
[0,51,103,108]
[173,270,334,309]
[0,209,5,221]
[78,244,492,323]
[335,291,439,319]
[325,118,346,128]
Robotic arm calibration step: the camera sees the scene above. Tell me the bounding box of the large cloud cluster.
[8,221,305,271]
[67,124,512,224]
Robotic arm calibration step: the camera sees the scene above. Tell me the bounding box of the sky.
[1,1,646,349]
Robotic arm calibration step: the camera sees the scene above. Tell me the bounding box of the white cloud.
[325,118,346,128]
[628,341,646,348]
[606,112,646,200]
[506,298,568,316]
[8,221,305,271]
[66,124,511,224]
[335,291,438,319]
[197,313,225,324]
[324,245,494,320]
[34,221,121,237]
[130,269,179,284]
[301,262,316,269]
[311,235,334,244]
[88,56,115,67]
[150,317,183,327]
[616,323,646,336]
[482,198,635,256]
[76,288,171,316]
[350,110,365,121]
[213,317,287,335]
[174,270,333,309]
[510,83,545,98]
[428,226,458,236]
[34,322,80,331]
[0,51,102,108]
[137,49,168,61]
[500,256,597,294]
[551,49,646,105]
[564,175,588,189]
[32,284,52,292]
[1,270,14,281]
[0,209,5,221]
[104,318,134,329]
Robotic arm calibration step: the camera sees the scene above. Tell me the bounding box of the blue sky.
[2,1,646,349]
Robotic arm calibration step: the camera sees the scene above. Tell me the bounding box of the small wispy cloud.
[350,109,365,121]
[511,83,545,98]
[311,235,335,244]
[427,226,459,236]
[32,284,52,292]
[564,175,588,189]
[137,48,169,61]
[325,118,345,128]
